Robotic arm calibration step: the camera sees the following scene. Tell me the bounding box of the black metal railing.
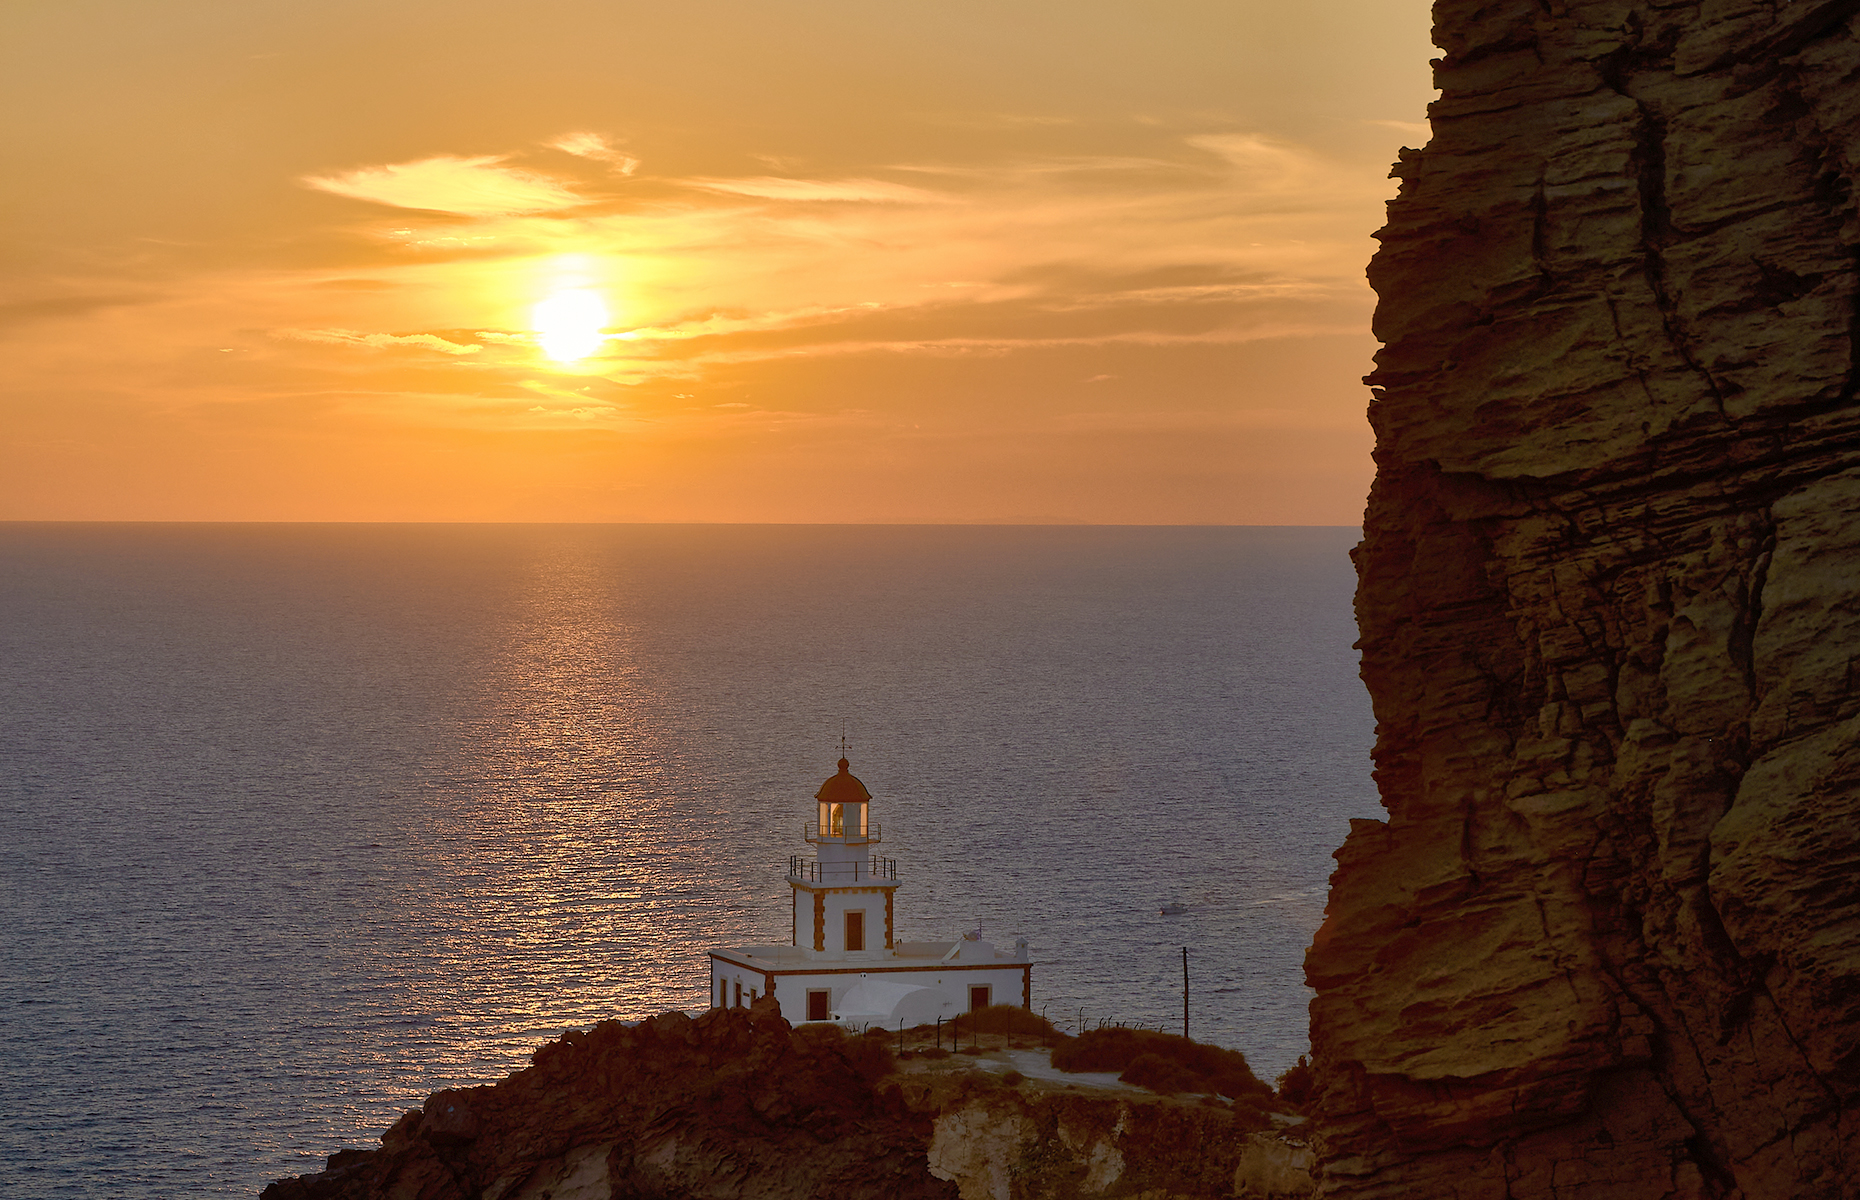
[804,821,881,843]
[788,855,898,883]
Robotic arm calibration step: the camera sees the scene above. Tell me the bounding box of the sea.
[0,523,1379,1198]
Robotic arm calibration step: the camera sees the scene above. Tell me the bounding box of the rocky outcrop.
[1309,2,1860,1198]
[916,1081,1302,1200]
[264,1003,1310,1200]
[263,1002,950,1200]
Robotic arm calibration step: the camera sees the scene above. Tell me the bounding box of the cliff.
[263,1003,1313,1200]
[1309,2,1860,1198]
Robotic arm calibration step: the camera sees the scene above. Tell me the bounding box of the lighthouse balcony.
[788,854,898,884]
[804,821,882,845]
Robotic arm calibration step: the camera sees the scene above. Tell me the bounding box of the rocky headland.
[1308,1,1860,1197]
[263,1002,1312,1200]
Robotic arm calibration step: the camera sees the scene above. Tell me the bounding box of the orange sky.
[1,1,1434,523]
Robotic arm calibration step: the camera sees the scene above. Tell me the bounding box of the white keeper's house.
[708,756,1032,1028]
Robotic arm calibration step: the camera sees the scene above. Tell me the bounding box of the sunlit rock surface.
[1309,1,1860,1197]
[263,1002,1311,1200]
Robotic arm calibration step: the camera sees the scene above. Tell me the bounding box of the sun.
[533,288,609,362]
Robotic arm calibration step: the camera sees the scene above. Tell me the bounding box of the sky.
[1,0,1435,524]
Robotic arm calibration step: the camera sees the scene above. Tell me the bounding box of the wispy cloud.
[917,112,1078,129]
[303,155,585,216]
[684,176,949,203]
[1182,133,1341,196]
[547,131,640,175]
[279,328,483,354]
[1364,119,1430,140]
[0,293,150,332]
[656,323,1369,369]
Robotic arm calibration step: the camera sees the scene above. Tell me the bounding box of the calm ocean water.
[0,524,1376,1198]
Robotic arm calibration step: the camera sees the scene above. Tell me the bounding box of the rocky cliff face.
[1309,2,1860,1197]
[264,1004,1311,1200]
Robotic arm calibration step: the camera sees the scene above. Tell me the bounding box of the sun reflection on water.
[382,533,784,1088]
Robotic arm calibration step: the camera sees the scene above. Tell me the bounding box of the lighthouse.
[791,758,900,960]
[708,757,1032,1027]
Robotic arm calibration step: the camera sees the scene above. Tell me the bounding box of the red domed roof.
[814,758,872,803]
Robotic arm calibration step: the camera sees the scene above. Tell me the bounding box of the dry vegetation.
[792,1019,896,1081]
[846,1006,1288,1109]
[1051,1027,1271,1100]
[959,1004,1062,1038]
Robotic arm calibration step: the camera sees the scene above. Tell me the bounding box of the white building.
[708,757,1032,1028]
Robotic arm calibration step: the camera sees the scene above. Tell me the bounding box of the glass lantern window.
[818,801,867,837]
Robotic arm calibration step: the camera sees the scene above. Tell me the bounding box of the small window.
[807,989,830,1021]
[716,979,725,1008]
[749,988,757,1004]
[734,980,742,1007]
[969,985,990,1012]
[845,910,865,952]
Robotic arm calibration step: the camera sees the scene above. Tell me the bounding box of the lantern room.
[809,757,877,843]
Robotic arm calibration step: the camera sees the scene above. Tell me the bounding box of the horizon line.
[0,518,1365,529]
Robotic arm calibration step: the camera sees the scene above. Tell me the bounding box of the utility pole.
[1182,946,1190,1040]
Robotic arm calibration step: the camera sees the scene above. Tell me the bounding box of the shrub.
[962,1004,1062,1037]
[1050,1028,1270,1099]
[838,1032,895,1081]
[1275,1056,1315,1108]
[1226,1095,1274,1133]
[1118,1052,1202,1094]
[1001,1070,1026,1087]
[792,1022,845,1049]
[789,1021,893,1081]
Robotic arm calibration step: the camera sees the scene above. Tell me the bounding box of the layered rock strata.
[264,1003,1310,1200]
[1310,2,1860,1197]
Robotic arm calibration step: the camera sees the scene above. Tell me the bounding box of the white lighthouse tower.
[708,756,1032,1028]
[791,757,900,961]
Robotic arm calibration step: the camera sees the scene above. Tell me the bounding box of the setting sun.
[534,288,610,362]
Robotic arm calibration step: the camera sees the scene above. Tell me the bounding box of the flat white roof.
[712,940,1030,973]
